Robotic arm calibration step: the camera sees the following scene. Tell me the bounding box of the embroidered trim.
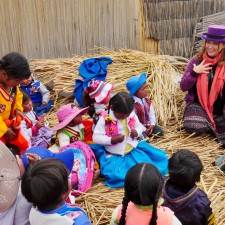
[0,85,10,101]
[167,186,199,203]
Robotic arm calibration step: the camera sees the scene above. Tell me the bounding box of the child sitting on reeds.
[126,73,164,137]
[110,163,181,225]
[82,79,113,129]
[49,103,89,152]
[162,149,216,225]
[21,91,53,148]
[91,92,168,188]
[21,158,91,225]
[19,74,53,116]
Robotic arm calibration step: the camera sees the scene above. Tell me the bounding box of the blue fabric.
[126,73,147,95]
[20,80,42,104]
[41,202,91,225]
[34,100,54,116]
[74,57,113,107]
[22,147,74,172]
[89,141,168,188]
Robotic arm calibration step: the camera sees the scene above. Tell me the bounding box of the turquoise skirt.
[90,141,168,188]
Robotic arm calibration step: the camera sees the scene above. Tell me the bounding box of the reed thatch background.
[0,0,158,59]
[143,0,225,57]
[1,0,225,60]
[31,48,225,225]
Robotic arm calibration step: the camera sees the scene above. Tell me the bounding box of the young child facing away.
[82,79,113,127]
[49,103,89,152]
[91,92,168,188]
[110,163,181,225]
[162,149,216,225]
[21,158,91,225]
[0,52,31,152]
[21,91,53,148]
[126,73,164,137]
[19,74,53,116]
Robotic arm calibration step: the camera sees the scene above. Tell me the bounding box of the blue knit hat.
[126,73,147,95]
[22,147,74,173]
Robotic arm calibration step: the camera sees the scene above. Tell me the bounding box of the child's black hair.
[21,91,31,104]
[0,52,31,79]
[82,90,96,118]
[119,163,163,225]
[168,149,203,189]
[6,143,20,156]
[108,92,134,115]
[21,158,69,212]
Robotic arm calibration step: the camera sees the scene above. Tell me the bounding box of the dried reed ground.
[31,49,225,225]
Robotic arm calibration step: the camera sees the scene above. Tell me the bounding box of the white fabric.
[21,111,38,137]
[38,82,50,103]
[133,96,156,126]
[29,208,73,225]
[0,185,32,225]
[93,110,145,155]
[94,102,107,114]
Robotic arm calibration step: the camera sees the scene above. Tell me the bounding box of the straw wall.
[143,0,225,58]
[0,0,159,59]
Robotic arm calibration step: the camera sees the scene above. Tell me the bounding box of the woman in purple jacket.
[181,25,225,146]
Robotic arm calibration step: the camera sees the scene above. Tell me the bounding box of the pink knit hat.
[87,80,113,104]
[53,103,88,131]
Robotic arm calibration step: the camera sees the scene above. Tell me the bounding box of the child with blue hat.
[21,147,91,225]
[126,73,164,137]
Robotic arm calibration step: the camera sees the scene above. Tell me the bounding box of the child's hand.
[35,120,45,129]
[26,153,40,164]
[145,125,154,136]
[42,101,47,106]
[5,128,16,140]
[111,134,125,144]
[130,129,138,138]
[14,109,24,119]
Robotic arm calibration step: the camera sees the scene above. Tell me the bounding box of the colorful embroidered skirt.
[89,141,168,188]
[183,103,225,145]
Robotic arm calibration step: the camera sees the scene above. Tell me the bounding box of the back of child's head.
[21,158,69,212]
[21,91,31,104]
[0,52,31,79]
[168,149,203,189]
[108,92,134,115]
[119,163,163,225]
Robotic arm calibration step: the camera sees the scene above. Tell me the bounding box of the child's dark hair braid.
[108,92,134,115]
[82,89,96,118]
[118,196,129,225]
[149,168,163,225]
[119,163,163,225]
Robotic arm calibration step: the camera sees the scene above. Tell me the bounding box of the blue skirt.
[90,141,168,188]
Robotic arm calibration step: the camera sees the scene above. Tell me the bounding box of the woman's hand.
[111,134,125,144]
[145,125,154,136]
[5,128,16,140]
[130,129,138,138]
[193,59,212,74]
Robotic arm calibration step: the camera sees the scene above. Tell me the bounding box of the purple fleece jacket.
[180,56,201,107]
[162,178,215,225]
